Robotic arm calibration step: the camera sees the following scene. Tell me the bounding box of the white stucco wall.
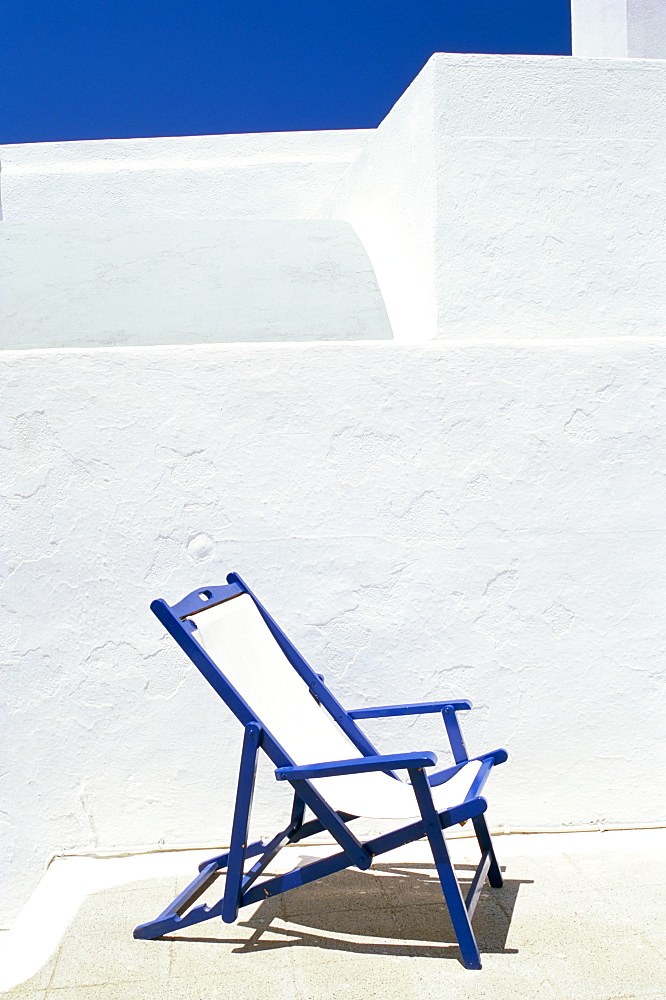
[0,130,372,221]
[572,0,666,58]
[432,54,666,339]
[434,137,665,337]
[2,340,665,927]
[3,56,664,345]
[325,54,666,341]
[1,220,391,349]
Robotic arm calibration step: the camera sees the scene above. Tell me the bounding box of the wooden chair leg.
[222,722,262,923]
[410,767,482,970]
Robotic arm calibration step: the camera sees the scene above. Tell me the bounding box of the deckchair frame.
[134,573,508,969]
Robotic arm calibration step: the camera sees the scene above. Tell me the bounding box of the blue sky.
[1,1,571,144]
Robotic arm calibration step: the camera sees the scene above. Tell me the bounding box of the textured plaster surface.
[3,56,665,346]
[572,0,666,58]
[435,137,665,337]
[425,53,666,141]
[1,831,665,998]
[1,340,665,927]
[0,130,372,222]
[0,220,392,349]
[325,54,666,341]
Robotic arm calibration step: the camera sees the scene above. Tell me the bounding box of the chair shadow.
[167,862,532,961]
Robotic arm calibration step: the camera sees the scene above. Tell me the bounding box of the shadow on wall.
[166,864,530,960]
[0,219,393,350]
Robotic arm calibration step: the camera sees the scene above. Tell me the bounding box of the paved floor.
[2,830,665,1000]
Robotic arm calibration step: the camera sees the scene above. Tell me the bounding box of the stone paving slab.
[2,831,665,1000]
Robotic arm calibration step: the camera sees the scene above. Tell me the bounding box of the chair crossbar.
[289,811,358,844]
[465,850,492,919]
[197,841,265,875]
[472,814,504,888]
[239,818,303,894]
[159,861,221,919]
[135,892,225,939]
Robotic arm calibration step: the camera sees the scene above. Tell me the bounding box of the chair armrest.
[275,751,437,782]
[428,747,508,788]
[348,701,474,764]
[347,700,472,719]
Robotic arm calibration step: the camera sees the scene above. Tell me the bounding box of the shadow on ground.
[167,863,531,961]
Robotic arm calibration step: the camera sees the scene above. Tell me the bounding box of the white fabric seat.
[190,594,481,820]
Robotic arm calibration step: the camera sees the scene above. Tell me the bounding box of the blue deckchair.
[134,573,508,969]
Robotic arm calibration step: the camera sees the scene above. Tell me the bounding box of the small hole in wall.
[199,590,213,601]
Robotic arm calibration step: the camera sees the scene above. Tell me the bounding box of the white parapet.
[572,0,666,58]
[0,129,372,221]
[3,55,664,345]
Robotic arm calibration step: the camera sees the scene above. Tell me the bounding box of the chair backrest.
[152,580,463,820]
[189,593,364,771]
[184,590,422,818]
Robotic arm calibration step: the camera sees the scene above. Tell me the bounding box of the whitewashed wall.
[325,54,666,341]
[1,52,665,929]
[2,340,665,926]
